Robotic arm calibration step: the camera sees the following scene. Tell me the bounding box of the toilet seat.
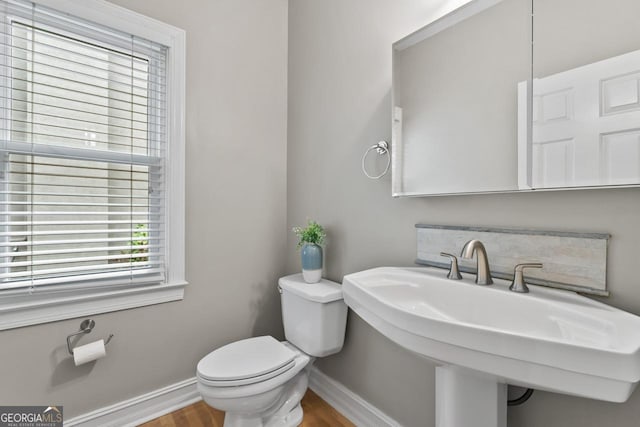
[197,336,297,387]
[198,343,311,401]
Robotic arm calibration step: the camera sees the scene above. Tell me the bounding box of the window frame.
[0,0,186,330]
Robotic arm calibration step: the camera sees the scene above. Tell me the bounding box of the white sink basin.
[343,267,640,426]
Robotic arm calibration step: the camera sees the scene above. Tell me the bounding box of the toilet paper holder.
[66,319,114,355]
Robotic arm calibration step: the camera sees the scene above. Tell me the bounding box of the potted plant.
[293,220,326,283]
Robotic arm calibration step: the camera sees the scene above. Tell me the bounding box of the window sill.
[0,281,187,330]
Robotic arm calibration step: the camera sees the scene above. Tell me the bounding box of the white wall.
[287,1,640,426]
[0,0,288,418]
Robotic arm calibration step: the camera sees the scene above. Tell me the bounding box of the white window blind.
[0,0,168,290]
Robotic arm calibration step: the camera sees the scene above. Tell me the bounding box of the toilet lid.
[197,336,297,383]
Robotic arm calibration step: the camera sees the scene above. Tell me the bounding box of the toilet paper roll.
[73,339,106,366]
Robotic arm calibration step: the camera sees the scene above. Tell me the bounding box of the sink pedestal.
[436,366,507,427]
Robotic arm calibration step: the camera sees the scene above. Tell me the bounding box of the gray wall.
[2,1,640,426]
[287,1,640,426]
[0,0,288,418]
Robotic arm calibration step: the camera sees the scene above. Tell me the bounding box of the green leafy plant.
[129,223,149,262]
[293,220,326,248]
[113,223,149,263]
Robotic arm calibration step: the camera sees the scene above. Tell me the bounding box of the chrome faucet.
[460,240,493,285]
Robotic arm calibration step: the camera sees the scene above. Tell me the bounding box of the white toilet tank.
[278,274,347,357]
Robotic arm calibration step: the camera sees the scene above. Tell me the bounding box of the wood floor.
[140,390,354,427]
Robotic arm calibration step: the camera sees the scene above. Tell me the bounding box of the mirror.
[522,0,640,189]
[392,0,530,196]
[392,0,640,196]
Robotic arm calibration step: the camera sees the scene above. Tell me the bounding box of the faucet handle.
[509,263,543,293]
[440,252,463,280]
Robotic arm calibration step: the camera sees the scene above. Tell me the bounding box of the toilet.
[196,274,348,427]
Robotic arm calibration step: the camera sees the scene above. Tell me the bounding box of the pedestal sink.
[342,267,640,427]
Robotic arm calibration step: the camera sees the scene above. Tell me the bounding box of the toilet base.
[217,368,309,427]
[223,403,302,427]
[271,403,303,427]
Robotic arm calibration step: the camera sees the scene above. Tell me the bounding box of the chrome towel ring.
[361,140,390,179]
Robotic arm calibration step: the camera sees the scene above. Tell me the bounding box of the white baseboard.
[65,377,200,427]
[66,368,399,427]
[309,366,401,427]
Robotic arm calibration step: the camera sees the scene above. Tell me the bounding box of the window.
[0,0,186,330]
